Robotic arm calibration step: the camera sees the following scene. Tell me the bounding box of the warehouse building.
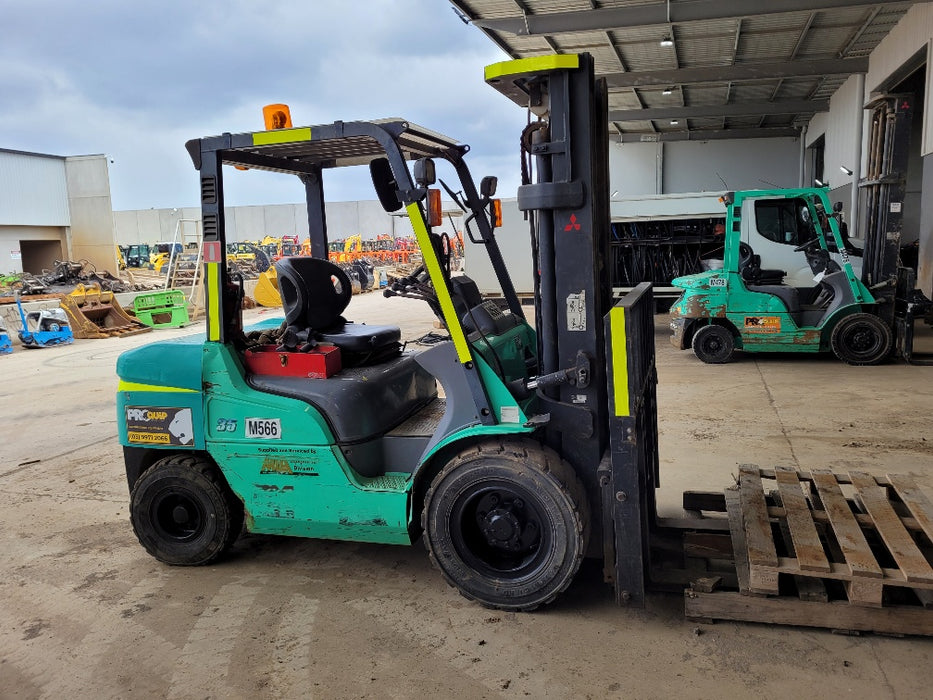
[0,149,117,275]
[455,0,933,298]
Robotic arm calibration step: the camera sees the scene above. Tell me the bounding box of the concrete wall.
[64,155,118,270]
[608,136,800,197]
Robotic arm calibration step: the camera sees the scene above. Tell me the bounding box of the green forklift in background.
[669,187,892,365]
[670,92,933,365]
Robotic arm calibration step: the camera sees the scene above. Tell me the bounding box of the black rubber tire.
[422,438,589,612]
[830,312,893,366]
[692,324,735,364]
[130,454,244,566]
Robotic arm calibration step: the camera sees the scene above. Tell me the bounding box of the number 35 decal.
[216,418,238,432]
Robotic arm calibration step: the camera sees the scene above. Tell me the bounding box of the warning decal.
[126,406,194,446]
[567,291,586,332]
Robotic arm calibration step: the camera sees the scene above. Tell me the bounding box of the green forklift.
[116,65,621,610]
[669,187,894,365]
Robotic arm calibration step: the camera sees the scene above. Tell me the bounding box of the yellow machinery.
[61,284,152,339]
[253,267,282,307]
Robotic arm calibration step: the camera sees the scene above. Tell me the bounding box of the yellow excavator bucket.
[60,283,152,339]
[253,268,282,307]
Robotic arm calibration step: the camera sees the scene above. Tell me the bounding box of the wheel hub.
[474,492,538,552]
[172,504,191,525]
[482,509,522,548]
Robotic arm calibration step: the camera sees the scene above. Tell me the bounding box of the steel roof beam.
[610,99,829,120]
[474,0,931,36]
[616,127,800,142]
[604,58,868,89]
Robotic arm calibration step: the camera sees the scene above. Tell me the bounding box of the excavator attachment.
[61,283,152,339]
[253,267,282,307]
[132,289,190,328]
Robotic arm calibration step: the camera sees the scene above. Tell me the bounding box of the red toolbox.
[244,344,341,379]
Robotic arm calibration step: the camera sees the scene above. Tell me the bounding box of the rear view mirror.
[370,158,402,212]
[480,176,497,198]
[414,158,436,186]
[800,207,810,223]
[833,201,844,213]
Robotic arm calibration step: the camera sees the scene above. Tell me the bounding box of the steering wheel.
[793,237,821,252]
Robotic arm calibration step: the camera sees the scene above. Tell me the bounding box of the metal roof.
[451,0,925,141]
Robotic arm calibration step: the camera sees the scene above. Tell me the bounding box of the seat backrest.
[275,257,353,330]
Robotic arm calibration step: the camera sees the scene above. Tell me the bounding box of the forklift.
[668,187,891,365]
[669,93,933,365]
[117,55,933,633]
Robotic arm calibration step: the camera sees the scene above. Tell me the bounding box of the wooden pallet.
[684,466,933,636]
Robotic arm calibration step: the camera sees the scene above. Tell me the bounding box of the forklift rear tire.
[830,313,893,366]
[130,454,244,566]
[692,324,735,364]
[422,439,589,612]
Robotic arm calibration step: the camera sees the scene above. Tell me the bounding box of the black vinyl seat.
[275,256,401,365]
[740,254,786,286]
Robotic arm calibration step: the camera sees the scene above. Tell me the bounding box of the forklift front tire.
[422,439,589,612]
[130,454,244,566]
[830,312,893,365]
[692,324,735,364]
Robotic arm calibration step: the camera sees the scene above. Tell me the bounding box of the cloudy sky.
[1,1,529,211]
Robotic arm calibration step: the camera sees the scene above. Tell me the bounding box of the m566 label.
[245,418,281,439]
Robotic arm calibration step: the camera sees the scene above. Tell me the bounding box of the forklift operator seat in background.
[275,256,402,364]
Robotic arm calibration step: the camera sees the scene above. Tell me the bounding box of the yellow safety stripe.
[406,202,472,363]
[252,127,312,146]
[118,380,198,394]
[206,262,221,341]
[484,54,580,82]
[610,306,630,417]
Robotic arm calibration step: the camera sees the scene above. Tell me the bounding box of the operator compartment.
[243,256,438,446]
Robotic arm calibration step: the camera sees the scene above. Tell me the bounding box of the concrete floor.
[1,291,932,698]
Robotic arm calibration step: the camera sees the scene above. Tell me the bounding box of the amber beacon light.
[263,104,293,130]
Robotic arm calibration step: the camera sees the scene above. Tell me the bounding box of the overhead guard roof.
[186,118,464,174]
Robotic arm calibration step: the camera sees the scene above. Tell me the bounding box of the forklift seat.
[275,256,401,364]
[740,254,786,286]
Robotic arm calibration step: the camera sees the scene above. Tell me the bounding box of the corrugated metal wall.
[112,202,419,245]
[0,151,70,226]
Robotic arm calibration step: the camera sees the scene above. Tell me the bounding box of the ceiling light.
[662,87,673,95]
[670,119,679,125]
[660,36,674,47]
[839,165,853,176]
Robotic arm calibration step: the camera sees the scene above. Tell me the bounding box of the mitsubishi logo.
[564,214,582,232]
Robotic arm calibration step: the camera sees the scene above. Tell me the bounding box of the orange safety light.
[490,198,503,228]
[262,104,293,130]
[427,189,443,227]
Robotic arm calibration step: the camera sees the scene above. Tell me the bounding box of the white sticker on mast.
[566,291,586,331]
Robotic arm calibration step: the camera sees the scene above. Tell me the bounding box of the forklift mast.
[486,54,612,480]
[860,93,914,327]
[486,55,658,604]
